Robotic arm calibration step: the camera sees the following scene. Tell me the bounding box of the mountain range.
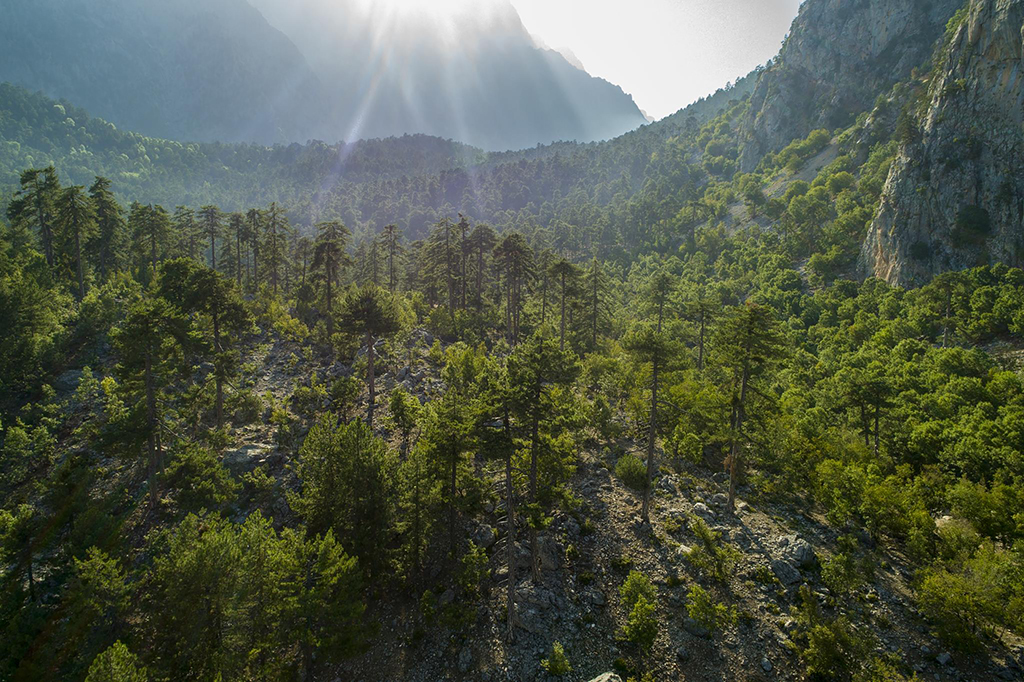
[0,0,648,150]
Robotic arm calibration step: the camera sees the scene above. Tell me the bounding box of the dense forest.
[2,0,1024,680]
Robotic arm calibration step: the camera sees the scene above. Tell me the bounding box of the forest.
[2,1,1024,679]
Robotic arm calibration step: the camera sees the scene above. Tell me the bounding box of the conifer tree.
[507,332,579,580]
[549,258,580,350]
[582,257,614,349]
[199,205,222,271]
[380,223,404,291]
[494,232,533,345]
[56,185,98,300]
[88,177,127,280]
[339,286,401,428]
[171,206,199,261]
[312,221,350,338]
[717,303,785,512]
[7,166,60,268]
[467,223,498,310]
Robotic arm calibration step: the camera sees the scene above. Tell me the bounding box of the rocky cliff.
[738,0,962,172]
[862,0,1024,285]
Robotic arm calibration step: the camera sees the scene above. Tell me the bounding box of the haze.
[512,0,804,119]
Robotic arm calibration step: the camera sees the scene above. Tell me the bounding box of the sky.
[510,0,804,120]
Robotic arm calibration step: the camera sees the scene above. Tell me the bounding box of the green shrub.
[541,641,571,676]
[616,454,647,491]
[684,516,740,583]
[623,595,659,652]
[162,443,239,513]
[620,570,657,611]
[686,584,735,633]
[821,553,862,595]
[802,617,869,679]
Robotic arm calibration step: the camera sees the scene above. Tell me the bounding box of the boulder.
[683,617,710,638]
[771,559,802,585]
[539,537,564,572]
[471,524,497,550]
[778,535,816,569]
[761,657,773,672]
[586,675,623,682]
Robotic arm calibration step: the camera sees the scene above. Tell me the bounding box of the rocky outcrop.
[739,0,962,171]
[862,0,1024,285]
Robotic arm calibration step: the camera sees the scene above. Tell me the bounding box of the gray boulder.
[586,675,623,682]
[771,558,802,585]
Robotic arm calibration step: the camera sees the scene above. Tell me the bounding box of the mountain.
[0,0,324,145]
[244,0,649,150]
[738,0,963,171]
[0,0,647,151]
[862,0,1024,285]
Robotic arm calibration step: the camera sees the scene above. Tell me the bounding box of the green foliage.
[541,641,572,676]
[623,595,659,652]
[616,454,648,491]
[162,442,239,513]
[686,584,735,633]
[684,516,740,583]
[84,642,147,682]
[620,570,657,611]
[290,417,396,573]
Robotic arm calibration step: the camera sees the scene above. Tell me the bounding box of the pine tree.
[623,270,677,523]
[199,205,222,271]
[467,223,498,310]
[56,185,98,300]
[312,221,350,338]
[339,286,401,428]
[507,332,579,580]
[129,203,171,283]
[6,166,60,268]
[263,203,290,295]
[717,303,785,512]
[112,296,188,507]
[159,259,250,430]
[380,223,404,291]
[171,206,199,261]
[582,257,614,350]
[549,258,580,350]
[88,177,127,280]
[494,232,534,345]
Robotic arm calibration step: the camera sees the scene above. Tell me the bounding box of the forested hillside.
[1,0,1023,680]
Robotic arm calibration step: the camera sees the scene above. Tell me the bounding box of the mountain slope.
[862,0,1024,285]
[0,0,324,145]
[246,0,648,150]
[737,0,963,171]
[0,0,647,151]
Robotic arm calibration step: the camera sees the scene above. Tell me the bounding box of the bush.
[623,595,659,652]
[684,516,739,583]
[541,641,571,676]
[616,454,647,491]
[686,584,735,633]
[84,642,147,682]
[802,617,869,679]
[620,570,657,611]
[162,443,239,513]
[821,553,862,595]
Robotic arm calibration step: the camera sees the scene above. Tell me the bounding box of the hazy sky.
[511,0,804,120]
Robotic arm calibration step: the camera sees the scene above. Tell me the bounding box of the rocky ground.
[94,327,1023,682]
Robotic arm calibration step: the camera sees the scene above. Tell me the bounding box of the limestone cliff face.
[862,0,1024,285]
[738,0,961,172]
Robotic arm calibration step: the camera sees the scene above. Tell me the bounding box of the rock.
[458,647,472,674]
[223,444,269,471]
[996,668,1017,681]
[438,589,455,606]
[692,502,714,518]
[771,559,802,585]
[737,0,961,172]
[712,472,729,484]
[936,652,952,666]
[55,369,84,394]
[683,617,710,638]
[539,537,564,571]
[586,589,606,607]
[397,366,410,380]
[861,0,1024,285]
[471,524,497,550]
[513,603,548,635]
[677,645,690,661]
[761,657,773,673]
[585,675,623,682]
[711,493,728,507]
[778,535,816,569]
